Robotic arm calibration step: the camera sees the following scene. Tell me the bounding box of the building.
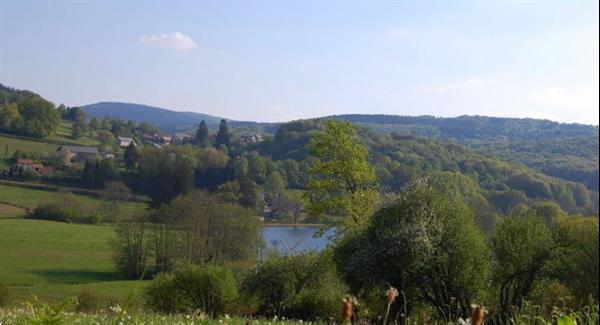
[14,158,53,176]
[57,145,100,162]
[171,133,191,145]
[118,136,135,148]
[241,134,263,143]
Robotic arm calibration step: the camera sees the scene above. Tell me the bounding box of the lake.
[262,226,334,254]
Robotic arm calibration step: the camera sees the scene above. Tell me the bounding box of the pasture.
[0,218,146,305]
[0,183,147,216]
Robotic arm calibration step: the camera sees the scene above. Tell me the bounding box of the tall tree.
[195,120,210,146]
[492,210,566,317]
[215,119,230,148]
[123,142,139,170]
[304,120,378,234]
[334,179,491,319]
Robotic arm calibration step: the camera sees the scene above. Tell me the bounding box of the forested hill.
[82,102,224,132]
[329,114,599,141]
[82,102,280,133]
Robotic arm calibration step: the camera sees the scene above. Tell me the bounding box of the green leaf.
[557,315,576,325]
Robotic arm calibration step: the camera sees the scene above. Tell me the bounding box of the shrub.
[145,264,238,316]
[29,201,103,224]
[242,252,348,320]
[75,287,105,313]
[174,264,238,316]
[145,273,186,314]
[289,277,347,321]
[0,283,12,307]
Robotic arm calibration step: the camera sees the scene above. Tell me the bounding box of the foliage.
[113,215,151,279]
[242,252,347,320]
[29,194,103,224]
[134,145,196,207]
[0,84,60,138]
[145,264,238,316]
[304,120,379,234]
[195,120,210,146]
[335,178,491,319]
[151,191,261,272]
[144,272,186,313]
[75,287,105,313]
[216,119,230,148]
[81,158,120,188]
[491,209,567,315]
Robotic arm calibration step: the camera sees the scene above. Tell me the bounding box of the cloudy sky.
[1,1,598,124]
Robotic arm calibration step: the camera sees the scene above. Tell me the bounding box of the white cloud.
[140,32,198,51]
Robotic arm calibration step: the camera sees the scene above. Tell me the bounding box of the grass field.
[0,218,147,305]
[0,203,26,218]
[0,120,100,164]
[0,183,147,216]
[0,135,58,161]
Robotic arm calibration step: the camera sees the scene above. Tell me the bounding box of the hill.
[330,114,599,141]
[82,102,224,132]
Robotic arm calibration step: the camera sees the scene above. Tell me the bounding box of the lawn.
[0,183,147,216]
[0,218,147,305]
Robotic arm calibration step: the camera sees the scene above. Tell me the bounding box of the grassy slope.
[0,183,146,216]
[0,218,146,304]
[0,120,100,163]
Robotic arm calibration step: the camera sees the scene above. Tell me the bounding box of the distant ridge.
[82,102,224,132]
[81,101,598,140]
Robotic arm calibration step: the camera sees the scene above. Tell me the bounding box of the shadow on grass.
[30,269,124,284]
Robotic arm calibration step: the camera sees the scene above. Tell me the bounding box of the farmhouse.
[118,136,135,148]
[14,158,53,176]
[241,134,263,143]
[57,145,100,162]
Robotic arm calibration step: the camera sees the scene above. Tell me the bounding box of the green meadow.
[0,218,146,305]
[0,183,147,215]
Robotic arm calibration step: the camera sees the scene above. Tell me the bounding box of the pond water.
[262,226,334,254]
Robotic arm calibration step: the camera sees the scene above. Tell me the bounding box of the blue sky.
[1,1,598,124]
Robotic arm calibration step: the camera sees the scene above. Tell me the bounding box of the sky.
[1,1,598,125]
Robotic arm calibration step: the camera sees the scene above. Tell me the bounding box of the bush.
[75,287,105,313]
[29,201,103,224]
[0,283,12,307]
[289,277,347,321]
[145,273,186,314]
[174,264,238,316]
[242,252,348,320]
[145,264,238,316]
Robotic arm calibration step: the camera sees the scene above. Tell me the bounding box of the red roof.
[16,158,34,165]
[32,163,44,169]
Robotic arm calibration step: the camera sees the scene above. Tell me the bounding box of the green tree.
[135,146,196,207]
[89,117,100,130]
[491,210,565,316]
[265,170,286,200]
[195,120,210,146]
[123,142,139,170]
[114,215,150,279]
[304,120,378,234]
[96,130,116,148]
[551,216,599,300]
[335,179,491,319]
[215,119,230,148]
